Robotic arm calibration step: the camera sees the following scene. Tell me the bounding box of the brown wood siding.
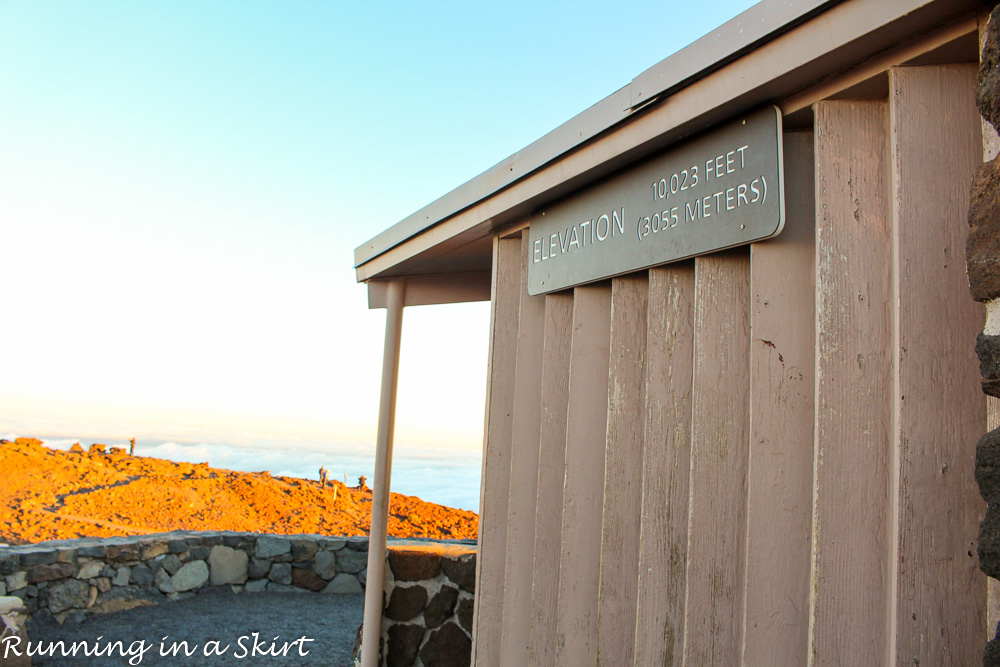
[812,98,894,665]
[635,263,696,666]
[499,237,547,666]
[597,274,649,666]
[554,284,612,667]
[528,293,573,667]
[472,68,985,665]
[888,64,984,665]
[471,236,520,665]
[743,129,815,665]
[683,250,751,666]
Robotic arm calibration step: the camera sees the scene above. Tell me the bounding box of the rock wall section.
[0,531,477,666]
[0,531,371,626]
[973,5,1000,665]
[354,542,476,667]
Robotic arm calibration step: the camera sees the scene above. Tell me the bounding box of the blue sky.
[0,1,758,507]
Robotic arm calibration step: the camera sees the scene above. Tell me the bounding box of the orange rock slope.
[0,438,478,546]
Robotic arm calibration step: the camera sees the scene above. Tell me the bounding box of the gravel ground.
[22,592,364,666]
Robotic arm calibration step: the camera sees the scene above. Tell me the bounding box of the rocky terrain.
[0,438,478,546]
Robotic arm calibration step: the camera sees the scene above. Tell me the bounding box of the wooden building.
[355,0,996,664]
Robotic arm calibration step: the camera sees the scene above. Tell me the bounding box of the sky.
[0,0,759,511]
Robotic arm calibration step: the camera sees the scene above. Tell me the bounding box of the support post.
[360,278,406,667]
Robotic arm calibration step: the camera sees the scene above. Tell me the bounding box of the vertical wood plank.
[810,100,892,665]
[634,264,696,666]
[597,274,648,666]
[889,64,985,665]
[528,293,574,667]
[742,130,815,664]
[472,235,522,666]
[682,249,751,666]
[499,236,548,666]
[555,284,612,667]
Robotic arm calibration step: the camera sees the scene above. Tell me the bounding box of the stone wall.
[354,541,476,667]
[0,531,369,626]
[0,532,478,666]
[973,5,1000,665]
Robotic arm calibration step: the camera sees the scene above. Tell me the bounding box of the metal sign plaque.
[527,106,784,295]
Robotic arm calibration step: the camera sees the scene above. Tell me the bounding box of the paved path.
[24,592,364,666]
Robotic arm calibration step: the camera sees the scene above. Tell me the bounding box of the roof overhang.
[354,0,985,294]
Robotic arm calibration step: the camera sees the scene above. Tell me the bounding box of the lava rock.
[387,623,424,667]
[209,546,248,585]
[171,561,209,592]
[314,550,337,579]
[129,563,155,586]
[978,427,1000,506]
[981,503,1000,580]
[291,539,318,562]
[385,585,428,622]
[78,545,106,558]
[980,5,1000,134]
[154,567,173,594]
[424,585,459,629]
[269,562,292,585]
[47,579,90,614]
[161,554,183,575]
[255,536,292,558]
[248,558,271,579]
[456,597,474,634]
[4,572,27,592]
[77,561,103,579]
[140,542,169,560]
[112,567,131,587]
[105,544,140,563]
[18,549,57,567]
[291,568,326,592]
[987,625,1000,667]
[968,158,1000,303]
[336,549,368,574]
[388,550,440,581]
[441,556,476,592]
[0,554,19,576]
[28,563,75,584]
[323,574,363,594]
[187,546,211,561]
[419,621,471,667]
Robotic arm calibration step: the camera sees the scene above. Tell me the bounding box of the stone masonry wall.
[972,5,1000,666]
[0,531,370,626]
[353,541,476,667]
[0,532,478,666]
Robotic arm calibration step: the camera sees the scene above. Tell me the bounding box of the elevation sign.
[527,106,784,295]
